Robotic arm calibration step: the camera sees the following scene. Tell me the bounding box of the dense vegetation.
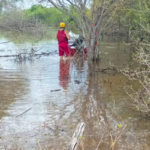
[26,5,65,26]
[0,0,149,38]
[25,5,77,30]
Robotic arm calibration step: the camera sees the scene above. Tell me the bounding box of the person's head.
[60,22,66,30]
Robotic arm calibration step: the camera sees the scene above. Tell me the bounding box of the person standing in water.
[57,22,70,59]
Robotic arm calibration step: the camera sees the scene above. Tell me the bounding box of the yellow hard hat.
[60,22,66,28]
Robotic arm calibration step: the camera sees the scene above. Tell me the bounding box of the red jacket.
[57,30,68,45]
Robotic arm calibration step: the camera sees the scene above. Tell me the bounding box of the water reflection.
[59,59,70,90]
[73,57,85,74]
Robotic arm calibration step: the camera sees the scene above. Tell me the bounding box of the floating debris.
[74,80,81,84]
[51,89,61,92]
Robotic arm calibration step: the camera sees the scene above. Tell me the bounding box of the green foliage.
[25,5,63,26]
[25,5,76,28]
[121,0,150,30]
[118,124,122,128]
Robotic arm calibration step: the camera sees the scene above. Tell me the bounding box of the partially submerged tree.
[39,0,125,73]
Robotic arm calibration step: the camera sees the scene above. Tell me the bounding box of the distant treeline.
[22,2,150,40]
[0,1,150,40]
[25,5,76,29]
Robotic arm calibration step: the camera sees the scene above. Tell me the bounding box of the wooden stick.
[16,108,32,117]
[67,122,85,150]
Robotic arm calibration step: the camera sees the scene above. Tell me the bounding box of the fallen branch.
[0,41,10,44]
[92,66,118,73]
[0,52,54,58]
[67,122,85,150]
[0,54,18,57]
[51,89,61,92]
[16,108,32,117]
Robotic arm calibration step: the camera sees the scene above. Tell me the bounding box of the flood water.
[0,37,150,150]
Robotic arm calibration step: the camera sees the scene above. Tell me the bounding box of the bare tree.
[0,0,21,11]
[0,9,46,38]
[39,0,125,73]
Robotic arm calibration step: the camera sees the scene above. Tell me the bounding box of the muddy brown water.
[0,39,149,150]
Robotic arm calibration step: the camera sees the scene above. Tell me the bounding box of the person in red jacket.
[57,22,70,59]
